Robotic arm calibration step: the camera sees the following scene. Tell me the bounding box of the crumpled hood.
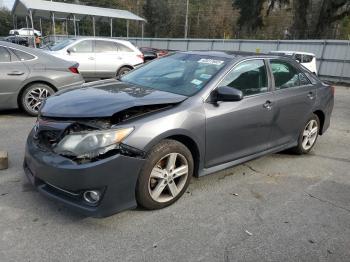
[40,80,187,118]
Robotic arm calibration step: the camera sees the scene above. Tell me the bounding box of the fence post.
[318,40,327,77]
[211,40,214,50]
[238,40,241,51]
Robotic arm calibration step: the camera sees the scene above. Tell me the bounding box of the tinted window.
[299,73,311,85]
[270,60,300,89]
[10,48,35,61]
[294,54,302,63]
[95,41,118,52]
[303,55,314,63]
[121,53,228,96]
[0,47,11,62]
[72,40,93,53]
[220,60,268,96]
[117,43,133,52]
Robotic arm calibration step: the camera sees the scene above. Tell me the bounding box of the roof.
[270,50,316,56]
[12,0,146,22]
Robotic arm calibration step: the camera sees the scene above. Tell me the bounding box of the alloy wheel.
[302,119,318,150]
[24,87,51,113]
[148,153,189,203]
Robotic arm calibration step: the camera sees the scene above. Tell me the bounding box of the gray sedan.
[24,51,334,217]
[0,41,84,115]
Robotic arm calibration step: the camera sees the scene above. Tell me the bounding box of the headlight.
[53,127,134,159]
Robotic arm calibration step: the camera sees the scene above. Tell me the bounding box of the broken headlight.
[53,127,134,159]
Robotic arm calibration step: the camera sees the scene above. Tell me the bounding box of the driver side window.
[72,40,93,53]
[220,60,268,96]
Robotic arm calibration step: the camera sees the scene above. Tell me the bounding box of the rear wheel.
[20,83,54,116]
[136,140,193,210]
[117,67,132,77]
[292,114,320,154]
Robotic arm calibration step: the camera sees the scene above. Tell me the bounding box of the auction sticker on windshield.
[198,59,224,65]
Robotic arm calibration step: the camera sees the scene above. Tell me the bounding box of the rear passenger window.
[0,46,11,62]
[95,41,118,52]
[302,55,314,63]
[220,59,268,96]
[270,60,301,89]
[10,48,35,61]
[117,43,133,52]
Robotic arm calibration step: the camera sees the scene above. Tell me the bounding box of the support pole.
[73,15,77,37]
[110,18,113,37]
[39,18,42,36]
[92,16,96,37]
[65,18,68,35]
[52,12,56,42]
[29,10,36,48]
[126,20,129,38]
[184,0,189,38]
[141,22,144,44]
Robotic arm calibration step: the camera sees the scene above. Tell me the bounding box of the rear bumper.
[24,131,145,217]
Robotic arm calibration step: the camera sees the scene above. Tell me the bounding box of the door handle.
[88,57,95,60]
[307,91,315,100]
[7,71,24,76]
[263,100,273,110]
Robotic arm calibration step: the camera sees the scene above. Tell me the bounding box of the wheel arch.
[141,130,203,178]
[313,110,325,135]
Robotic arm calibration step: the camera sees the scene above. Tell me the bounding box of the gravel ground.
[0,86,349,262]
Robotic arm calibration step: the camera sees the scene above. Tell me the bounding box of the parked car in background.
[4,36,29,47]
[0,41,84,116]
[139,47,169,62]
[24,51,333,217]
[9,28,42,37]
[269,51,318,75]
[45,38,144,80]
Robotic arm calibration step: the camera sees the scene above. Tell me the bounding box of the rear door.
[94,40,122,78]
[204,59,275,167]
[268,59,316,147]
[0,46,29,109]
[68,40,95,79]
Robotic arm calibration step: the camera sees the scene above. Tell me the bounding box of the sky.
[2,0,15,9]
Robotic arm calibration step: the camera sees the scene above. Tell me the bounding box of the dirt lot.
[0,86,349,262]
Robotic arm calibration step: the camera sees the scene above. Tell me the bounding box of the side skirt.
[199,141,297,177]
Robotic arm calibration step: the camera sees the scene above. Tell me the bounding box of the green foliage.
[143,0,170,37]
[0,8,12,37]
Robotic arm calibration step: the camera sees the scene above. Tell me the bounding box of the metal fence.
[48,36,350,83]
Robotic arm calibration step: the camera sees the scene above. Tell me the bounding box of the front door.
[205,59,275,168]
[68,40,95,79]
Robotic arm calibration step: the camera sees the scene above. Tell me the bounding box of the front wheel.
[292,114,320,154]
[117,67,132,77]
[136,140,193,210]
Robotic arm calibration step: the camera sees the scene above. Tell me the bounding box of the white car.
[45,38,144,80]
[9,28,42,37]
[269,51,318,75]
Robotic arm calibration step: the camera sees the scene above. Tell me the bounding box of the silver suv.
[45,38,144,80]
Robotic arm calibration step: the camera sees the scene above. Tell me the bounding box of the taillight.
[330,85,335,96]
[69,66,79,74]
[137,54,144,62]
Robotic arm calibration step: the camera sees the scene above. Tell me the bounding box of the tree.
[0,8,11,37]
[232,0,264,36]
[143,0,170,37]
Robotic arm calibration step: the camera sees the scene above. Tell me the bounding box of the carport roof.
[12,0,146,21]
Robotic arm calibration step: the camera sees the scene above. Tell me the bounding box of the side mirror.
[214,86,243,102]
[67,47,76,54]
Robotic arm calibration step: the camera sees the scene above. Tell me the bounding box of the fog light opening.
[83,190,101,204]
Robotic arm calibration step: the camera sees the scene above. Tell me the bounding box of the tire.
[136,139,194,210]
[117,67,132,77]
[20,83,55,116]
[292,114,320,154]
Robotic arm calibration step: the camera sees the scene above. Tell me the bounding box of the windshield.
[50,39,76,51]
[121,53,229,96]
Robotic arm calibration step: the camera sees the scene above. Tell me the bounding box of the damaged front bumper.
[24,130,145,217]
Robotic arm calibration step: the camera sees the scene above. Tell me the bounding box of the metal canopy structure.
[11,0,146,45]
